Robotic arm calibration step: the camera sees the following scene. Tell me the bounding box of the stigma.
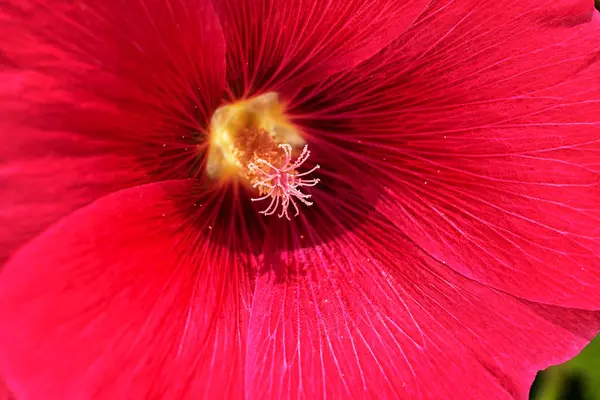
[207,92,319,219]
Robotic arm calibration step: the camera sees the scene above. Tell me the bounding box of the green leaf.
[532,335,600,400]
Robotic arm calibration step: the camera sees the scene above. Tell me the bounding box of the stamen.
[208,92,320,219]
[249,144,320,220]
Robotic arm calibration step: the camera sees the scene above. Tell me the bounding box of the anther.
[249,144,319,220]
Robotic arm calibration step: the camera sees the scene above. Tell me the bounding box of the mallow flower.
[1,0,600,398]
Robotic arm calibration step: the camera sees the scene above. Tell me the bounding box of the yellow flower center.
[207,92,320,219]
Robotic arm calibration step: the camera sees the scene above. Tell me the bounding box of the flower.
[1,0,599,398]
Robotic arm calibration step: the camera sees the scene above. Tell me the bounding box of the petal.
[0,0,226,264]
[295,1,600,308]
[247,219,600,399]
[0,181,251,399]
[212,0,431,98]
[0,377,12,400]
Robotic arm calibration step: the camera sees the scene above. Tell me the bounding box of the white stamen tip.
[250,144,319,219]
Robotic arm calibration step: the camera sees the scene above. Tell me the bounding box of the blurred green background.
[530,335,600,400]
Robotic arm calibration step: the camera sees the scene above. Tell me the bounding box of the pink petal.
[0,181,250,399]
[293,0,600,309]
[212,0,431,98]
[0,0,226,264]
[247,219,600,398]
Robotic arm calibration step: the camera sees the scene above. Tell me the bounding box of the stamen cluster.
[248,144,320,219]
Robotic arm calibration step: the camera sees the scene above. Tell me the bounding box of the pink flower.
[1,0,599,398]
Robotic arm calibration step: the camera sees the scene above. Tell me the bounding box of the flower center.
[207,92,319,219]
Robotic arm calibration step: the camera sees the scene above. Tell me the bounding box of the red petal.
[247,220,600,398]
[212,0,431,98]
[294,1,600,308]
[0,181,250,399]
[0,0,225,264]
[0,377,12,400]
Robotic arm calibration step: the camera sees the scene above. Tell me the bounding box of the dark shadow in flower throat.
[169,134,384,285]
[166,74,391,285]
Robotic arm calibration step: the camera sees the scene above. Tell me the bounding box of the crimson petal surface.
[247,218,600,399]
[212,0,432,98]
[0,181,250,399]
[293,0,600,309]
[0,0,226,264]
